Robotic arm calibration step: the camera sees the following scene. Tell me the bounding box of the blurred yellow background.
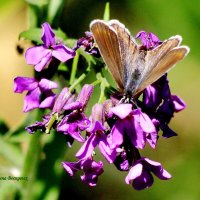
[0,1,31,128]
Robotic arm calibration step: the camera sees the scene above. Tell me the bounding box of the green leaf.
[19,28,42,44]
[54,28,68,41]
[47,0,65,24]
[65,38,77,48]
[0,136,23,167]
[77,48,96,68]
[103,2,110,21]
[57,62,69,72]
[25,0,48,7]
[27,4,39,28]
[19,28,67,44]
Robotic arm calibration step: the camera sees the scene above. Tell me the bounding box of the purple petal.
[63,101,82,111]
[87,120,105,133]
[81,159,104,186]
[76,84,94,110]
[125,163,143,184]
[25,46,52,71]
[39,93,56,109]
[133,169,154,190]
[25,120,46,134]
[128,115,146,149]
[143,85,162,111]
[52,44,75,62]
[77,117,91,131]
[171,95,186,112]
[14,77,38,93]
[146,131,158,149]
[41,22,55,47]
[34,51,52,72]
[144,158,172,180]
[23,87,41,112]
[108,120,124,149]
[62,161,81,176]
[149,32,160,44]
[57,118,69,132]
[111,104,132,119]
[53,87,72,113]
[67,123,85,142]
[136,109,156,133]
[90,104,104,124]
[38,78,58,91]
[135,31,148,46]
[161,123,177,138]
[76,133,98,159]
[98,134,116,163]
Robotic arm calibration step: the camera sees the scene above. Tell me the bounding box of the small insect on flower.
[90,19,189,100]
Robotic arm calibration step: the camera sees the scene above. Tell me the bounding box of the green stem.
[20,111,42,200]
[45,113,58,134]
[69,52,79,85]
[69,73,87,92]
[91,79,101,86]
[103,2,110,21]
[96,73,109,104]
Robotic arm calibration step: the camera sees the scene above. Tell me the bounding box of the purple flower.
[14,77,58,112]
[25,114,51,134]
[76,104,117,163]
[109,104,158,150]
[25,22,75,72]
[62,158,104,187]
[114,150,131,171]
[142,74,186,138]
[125,157,171,190]
[136,31,161,50]
[57,84,93,143]
[74,31,100,57]
[25,87,73,134]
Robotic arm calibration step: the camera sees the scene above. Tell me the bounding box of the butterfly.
[90,19,189,98]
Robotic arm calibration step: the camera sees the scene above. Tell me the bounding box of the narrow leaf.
[47,0,65,24]
[103,2,110,21]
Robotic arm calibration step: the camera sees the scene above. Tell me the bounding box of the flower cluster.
[14,22,186,190]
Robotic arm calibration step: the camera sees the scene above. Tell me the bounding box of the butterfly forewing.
[108,20,144,94]
[135,45,189,96]
[90,20,124,90]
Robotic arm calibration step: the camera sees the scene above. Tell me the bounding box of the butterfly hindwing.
[90,20,124,90]
[135,38,189,95]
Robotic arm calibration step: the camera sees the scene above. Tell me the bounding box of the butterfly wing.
[108,20,142,94]
[90,20,124,90]
[90,19,190,97]
[134,37,190,96]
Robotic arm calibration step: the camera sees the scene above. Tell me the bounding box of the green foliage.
[103,2,110,21]
[19,27,67,44]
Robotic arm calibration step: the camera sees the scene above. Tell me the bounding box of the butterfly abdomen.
[124,50,146,95]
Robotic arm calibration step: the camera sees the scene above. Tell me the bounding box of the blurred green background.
[0,0,200,200]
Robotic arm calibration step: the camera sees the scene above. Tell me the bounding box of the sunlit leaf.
[103,2,110,21]
[0,136,23,166]
[25,0,48,6]
[47,0,65,24]
[19,28,67,44]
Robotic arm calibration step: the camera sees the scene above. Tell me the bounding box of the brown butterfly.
[90,19,189,98]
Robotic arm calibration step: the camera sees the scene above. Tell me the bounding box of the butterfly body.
[90,19,189,98]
